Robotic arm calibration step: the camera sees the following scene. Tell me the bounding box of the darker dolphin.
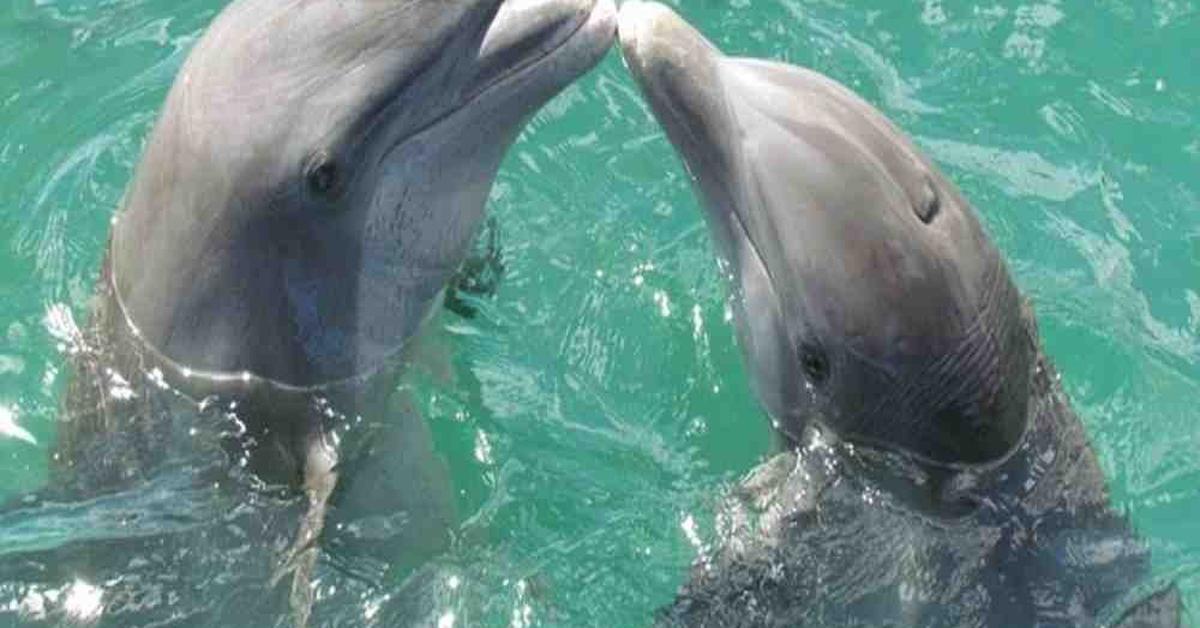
[619,3,1180,626]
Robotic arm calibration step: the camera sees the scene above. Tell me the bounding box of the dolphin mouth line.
[377,0,611,165]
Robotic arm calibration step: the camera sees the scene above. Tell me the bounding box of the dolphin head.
[619,3,1035,467]
[112,0,616,386]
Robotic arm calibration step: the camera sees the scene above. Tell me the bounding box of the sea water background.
[0,0,1196,625]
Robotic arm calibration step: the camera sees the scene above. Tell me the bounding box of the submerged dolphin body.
[4,1,616,625]
[618,3,1180,626]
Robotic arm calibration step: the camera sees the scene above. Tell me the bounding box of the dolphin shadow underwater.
[0,0,615,626]
[618,3,1182,627]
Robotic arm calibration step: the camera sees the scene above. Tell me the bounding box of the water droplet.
[62,580,103,622]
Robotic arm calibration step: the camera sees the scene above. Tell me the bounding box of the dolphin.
[8,0,616,625]
[618,3,1180,626]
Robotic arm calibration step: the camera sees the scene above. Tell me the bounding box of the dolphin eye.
[915,176,940,224]
[800,345,830,384]
[305,151,342,199]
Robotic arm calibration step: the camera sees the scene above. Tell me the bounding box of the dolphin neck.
[80,259,403,487]
[101,247,408,399]
[836,344,1109,522]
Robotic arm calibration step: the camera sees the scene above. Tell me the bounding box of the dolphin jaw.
[469,0,616,108]
[480,0,613,72]
[618,1,722,87]
[616,1,672,67]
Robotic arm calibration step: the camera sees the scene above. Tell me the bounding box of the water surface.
[0,0,1197,625]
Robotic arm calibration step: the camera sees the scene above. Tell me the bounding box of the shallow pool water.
[0,1,1197,626]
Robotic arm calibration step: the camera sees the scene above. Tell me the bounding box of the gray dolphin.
[619,3,1180,626]
[30,0,615,625]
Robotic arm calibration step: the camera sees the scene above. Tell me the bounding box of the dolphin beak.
[618,1,723,117]
[479,0,617,80]
[618,1,713,70]
[618,2,740,201]
[481,0,590,61]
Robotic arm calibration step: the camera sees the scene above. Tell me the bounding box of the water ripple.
[0,0,1196,624]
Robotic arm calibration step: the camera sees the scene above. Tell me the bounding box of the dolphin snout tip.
[616,1,670,60]
[617,2,713,78]
[577,0,618,55]
[593,0,618,35]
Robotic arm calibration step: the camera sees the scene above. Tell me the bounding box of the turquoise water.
[0,0,1197,625]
